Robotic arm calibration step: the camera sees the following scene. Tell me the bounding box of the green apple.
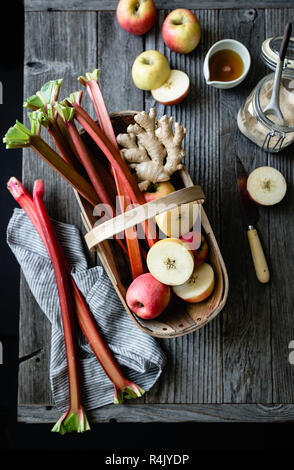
[132,50,171,90]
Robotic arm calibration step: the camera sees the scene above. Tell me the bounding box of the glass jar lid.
[261,36,294,70]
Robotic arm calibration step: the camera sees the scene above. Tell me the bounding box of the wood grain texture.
[219,8,273,403]
[144,9,224,405]
[20,4,294,421]
[24,1,294,12]
[20,11,97,406]
[18,403,294,423]
[265,8,294,403]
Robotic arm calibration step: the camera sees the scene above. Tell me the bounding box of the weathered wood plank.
[144,9,223,405]
[219,8,273,402]
[18,403,294,423]
[20,11,97,406]
[24,1,294,12]
[21,4,294,420]
[265,8,294,403]
[97,11,144,113]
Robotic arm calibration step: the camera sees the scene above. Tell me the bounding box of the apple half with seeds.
[155,201,200,238]
[172,262,215,303]
[147,238,194,286]
[247,166,287,206]
[151,69,190,105]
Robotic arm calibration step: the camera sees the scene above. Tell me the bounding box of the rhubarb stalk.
[3,119,99,207]
[55,103,115,215]
[66,92,156,247]
[8,177,90,434]
[55,103,129,255]
[7,177,145,405]
[78,70,144,278]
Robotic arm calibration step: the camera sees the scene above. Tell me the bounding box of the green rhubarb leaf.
[46,104,55,122]
[36,79,63,105]
[55,102,75,122]
[28,110,47,134]
[78,69,100,86]
[52,409,90,435]
[24,80,63,110]
[23,93,45,110]
[65,91,83,106]
[3,121,32,148]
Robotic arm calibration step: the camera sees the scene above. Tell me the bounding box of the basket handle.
[85,185,205,250]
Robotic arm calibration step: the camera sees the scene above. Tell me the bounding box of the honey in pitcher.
[209,49,244,82]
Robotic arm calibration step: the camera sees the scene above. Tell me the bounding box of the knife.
[235,156,270,283]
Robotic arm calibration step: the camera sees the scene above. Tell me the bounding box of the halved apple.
[155,201,200,238]
[247,166,287,206]
[147,238,194,286]
[172,262,215,303]
[151,69,190,105]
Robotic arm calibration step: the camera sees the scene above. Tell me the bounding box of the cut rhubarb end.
[113,383,145,404]
[114,388,125,405]
[124,384,145,400]
[52,408,90,435]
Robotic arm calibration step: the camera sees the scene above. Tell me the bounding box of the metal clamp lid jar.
[237,36,294,152]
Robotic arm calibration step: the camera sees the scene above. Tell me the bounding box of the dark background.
[0,0,293,455]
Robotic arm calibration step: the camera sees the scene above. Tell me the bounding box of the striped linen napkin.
[7,208,166,411]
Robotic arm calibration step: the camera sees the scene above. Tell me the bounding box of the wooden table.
[19,0,294,423]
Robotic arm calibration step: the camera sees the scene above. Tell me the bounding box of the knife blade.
[235,156,270,283]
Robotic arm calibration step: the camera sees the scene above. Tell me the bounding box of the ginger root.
[117,108,186,191]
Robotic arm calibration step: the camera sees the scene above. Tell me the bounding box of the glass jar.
[237,37,294,152]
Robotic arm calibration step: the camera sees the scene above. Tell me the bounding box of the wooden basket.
[75,111,229,338]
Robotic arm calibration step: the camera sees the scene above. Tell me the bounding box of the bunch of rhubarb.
[4,74,157,279]
[4,73,165,433]
[7,177,145,435]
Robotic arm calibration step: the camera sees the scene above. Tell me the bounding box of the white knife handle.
[247,227,270,283]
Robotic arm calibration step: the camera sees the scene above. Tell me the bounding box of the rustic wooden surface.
[19,1,294,421]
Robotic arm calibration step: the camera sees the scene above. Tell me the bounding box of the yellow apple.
[132,50,171,90]
[143,181,175,203]
[172,262,215,303]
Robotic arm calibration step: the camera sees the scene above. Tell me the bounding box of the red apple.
[116,0,156,36]
[126,273,171,319]
[162,9,201,54]
[195,234,209,266]
[143,181,175,203]
[151,70,190,105]
[180,231,201,253]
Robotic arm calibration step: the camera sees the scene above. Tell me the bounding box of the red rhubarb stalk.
[7,177,145,404]
[3,121,99,208]
[55,104,114,215]
[78,71,144,278]
[32,179,89,434]
[4,121,127,255]
[67,96,156,246]
[55,104,129,256]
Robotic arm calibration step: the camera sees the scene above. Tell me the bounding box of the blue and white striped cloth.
[7,208,166,412]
